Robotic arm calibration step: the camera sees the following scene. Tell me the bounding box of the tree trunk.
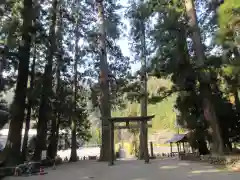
[0,54,3,90]
[198,140,209,155]
[1,0,33,166]
[47,117,57,160]
[233,86,240,113]
[197,134,209,155]
[226,140,232,152]
[47,3,63,160]
[54,113,61,154]
[96,0,111,161]
[21,93,32,161]
[64,130,70,150]
[47,113,60,158]
[0,38,8,91]
[232,50,240,112]
[184,0,224,154]
[70,118,77,161]
[70,19,80,162]
[21,41,36,161]
[139,7,148,160]
[34,0,58,161]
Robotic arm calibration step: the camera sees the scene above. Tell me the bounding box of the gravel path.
[4,158,240,180]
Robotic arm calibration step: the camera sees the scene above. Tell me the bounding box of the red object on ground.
[39,166,44,175]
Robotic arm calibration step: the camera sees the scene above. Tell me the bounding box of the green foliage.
[1,0,240,164]
[112,77,177,132]
[57,84,91,142]
[0,0,133,164]
[124,0,240,153]
[217,0,240,30]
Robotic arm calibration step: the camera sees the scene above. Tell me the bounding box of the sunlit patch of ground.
[159,165,179,169]
[191,169,222,174]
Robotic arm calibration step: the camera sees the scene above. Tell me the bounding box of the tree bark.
[1,0,33,166]
[47,117,57,160]
[184,0,224,154]
[70,19,80,162]
[0,38,8,91]
[34,0,58,161]
[21,41,36,161]
[70,118,77,161]
[47,113,60,158]
[47,3,63,161]
[233,89,240,113]
[139,12,148,160]
[96,0,111,161]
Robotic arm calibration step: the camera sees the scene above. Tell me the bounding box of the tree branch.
[0,47,19,59]
[148,88,184,104]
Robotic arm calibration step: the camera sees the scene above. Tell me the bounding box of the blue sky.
[117,28,141,73]
[117,0,141,73]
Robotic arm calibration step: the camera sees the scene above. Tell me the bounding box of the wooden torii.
[108,115,154,165]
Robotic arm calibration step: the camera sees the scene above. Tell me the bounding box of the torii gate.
[108,115,154,165]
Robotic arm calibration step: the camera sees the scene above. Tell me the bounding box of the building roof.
[165,133,188,143]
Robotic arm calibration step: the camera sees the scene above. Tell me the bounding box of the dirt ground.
[4,158,240,180]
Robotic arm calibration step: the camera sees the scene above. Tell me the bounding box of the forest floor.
[4,158,240,180]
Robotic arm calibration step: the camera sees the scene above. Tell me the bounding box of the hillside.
[112,77,178,133]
